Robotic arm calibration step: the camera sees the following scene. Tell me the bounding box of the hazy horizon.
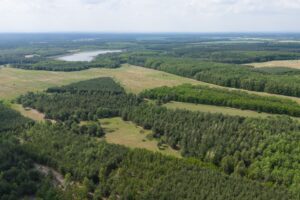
[1,31,300,34]
[0,0,300,33]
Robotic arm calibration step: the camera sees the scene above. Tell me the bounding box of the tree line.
[141,84,300,117]
[47,77,125,94]
[127,56,300,97]
[13,54,121,71]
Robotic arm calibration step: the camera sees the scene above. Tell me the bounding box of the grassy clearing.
[1,64,300,104]
[11,104,46,122]
[100,117,181,158]
[247,60,300,69]
[0,64,198,100]
[164,101,300,121]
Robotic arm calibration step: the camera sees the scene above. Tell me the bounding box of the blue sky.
[0,0,299,32]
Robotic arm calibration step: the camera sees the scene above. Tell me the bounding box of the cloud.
[0,0,299,32]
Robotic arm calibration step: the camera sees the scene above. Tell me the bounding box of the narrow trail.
[34,163,66,189]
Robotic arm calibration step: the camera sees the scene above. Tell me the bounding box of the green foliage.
[17,92,141,122]
[13,53,122,71]
[22,123,292,200]
[16,79,300,193]
[249,132,300,193]
[0,102,32,132]
[128,56,300,97]
[0,103,61,199]
[121,104,300,191]
[141,84,300,117]
[4,33,300,199]
[79,122,105,137]
[17,78,142,122]
[172,48,300,64]
[0,136,60,200]
[47,77,125,94]
[253,67,300,75]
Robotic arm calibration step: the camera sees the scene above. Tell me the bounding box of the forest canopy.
[141,84,300,117]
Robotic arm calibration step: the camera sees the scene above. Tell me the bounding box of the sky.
[0,0,300,32]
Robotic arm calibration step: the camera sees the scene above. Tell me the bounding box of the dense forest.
[121,104,300,193]
[17,78,142,122]
[21,123,293,200]
[171,48,300,64]
[141,84,300,117]
[47,77,125,94]
[17,79,300,194]
[1,99,294,199]
[0,102,33,132]
[0,137,60,200]
[0,103,60,200]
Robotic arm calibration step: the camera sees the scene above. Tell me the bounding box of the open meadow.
[2,64,300,105]
[248,60,300,69]
[0,64,199,100]
[100,117,181,158]
[164,101,300,121]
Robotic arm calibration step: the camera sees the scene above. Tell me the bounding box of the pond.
[56,50,122,62]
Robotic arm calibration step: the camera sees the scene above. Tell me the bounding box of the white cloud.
[0,0,299,32]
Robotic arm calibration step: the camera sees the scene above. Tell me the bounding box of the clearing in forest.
[1,64,300,105]
[100,117,181,158]
[248,60,300,69]
[11,104,46,122]
[164,101,279,119]
[0,64,198,100]
[164,101,300,122]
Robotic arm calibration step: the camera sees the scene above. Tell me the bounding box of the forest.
[21,123,293,200]
[2,33,300,199]
[12,54,122,71]
[16,78,300,195]
[17,78,142,122]
[0,102,60,200]
[46,77,125,94]
[0,102,33,132]
[1,99,294,199]
[127,56,300,97]
[141,84,300,117]
[121,104,300,192]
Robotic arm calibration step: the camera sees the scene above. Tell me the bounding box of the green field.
[0,64,199,100]
[100,117,181,158]
[2,64,300,105]
[164,101,300,121]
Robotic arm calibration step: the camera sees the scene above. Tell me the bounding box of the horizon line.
[0,31,300,34]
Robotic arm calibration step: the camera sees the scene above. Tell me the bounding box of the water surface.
[57,50,122,62]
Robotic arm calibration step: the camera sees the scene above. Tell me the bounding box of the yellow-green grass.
[1,64,300,105]
[0,64,198,100]
[247,60,300,69]
[100,117,181,158]
[11,104,46,122]
[164,101,300,121]
[10,103,57,123]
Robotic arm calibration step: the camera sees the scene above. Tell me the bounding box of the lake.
[56,50,122,62]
